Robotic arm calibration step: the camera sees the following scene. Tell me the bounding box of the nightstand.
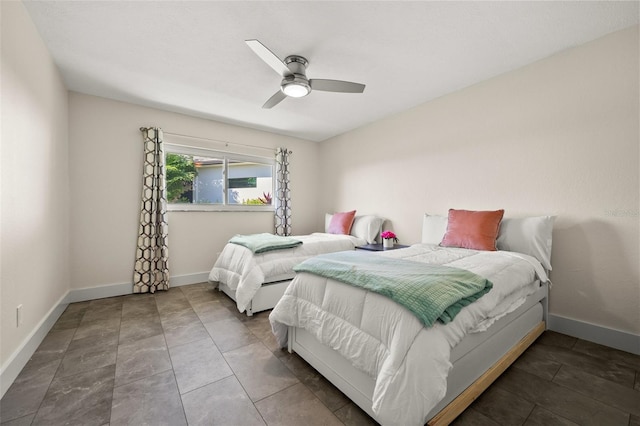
[355,243,409,251]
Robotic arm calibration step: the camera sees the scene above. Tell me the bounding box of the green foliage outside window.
[242,192,272,205]
[166,153,195,202]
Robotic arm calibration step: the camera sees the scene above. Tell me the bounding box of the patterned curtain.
[274,147,292,236]
[133,127,170,293]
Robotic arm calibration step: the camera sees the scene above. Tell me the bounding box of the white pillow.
[497,216,555,271]
[422,213,555,271]
[324,213,333,232]
[326,213,384,244]
[351,215,385,244]
[421,214,448,244]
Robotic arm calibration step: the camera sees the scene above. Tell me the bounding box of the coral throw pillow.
[441,209,505,251]
[327,210,357,235]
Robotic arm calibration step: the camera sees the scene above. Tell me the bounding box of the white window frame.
[165,143,275,212]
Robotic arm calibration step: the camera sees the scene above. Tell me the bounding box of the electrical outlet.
[16,304,23,327]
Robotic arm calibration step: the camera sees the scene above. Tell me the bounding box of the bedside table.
[356,243,409,251]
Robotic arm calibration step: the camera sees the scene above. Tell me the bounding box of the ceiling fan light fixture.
[281,78,310,98]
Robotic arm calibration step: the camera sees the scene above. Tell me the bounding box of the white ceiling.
[24,1,639,142]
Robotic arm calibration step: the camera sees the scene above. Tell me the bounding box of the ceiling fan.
[245,39,366,109]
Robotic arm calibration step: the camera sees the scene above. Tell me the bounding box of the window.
[164,144,274,211]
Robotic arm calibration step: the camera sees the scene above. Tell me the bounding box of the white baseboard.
[170,271,210,288]
[62,272,210,304]
[0,271,210,398]
[549,314,640,355]
[0,293,68,398]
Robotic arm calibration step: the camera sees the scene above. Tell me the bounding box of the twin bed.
[208,213,384,315]
[209,210,554,425]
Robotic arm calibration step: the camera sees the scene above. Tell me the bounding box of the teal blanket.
[229,233,302,254]
[293,251,493,327]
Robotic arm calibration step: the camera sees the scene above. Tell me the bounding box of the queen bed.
[269,211,555,425]
[209,213,384,315]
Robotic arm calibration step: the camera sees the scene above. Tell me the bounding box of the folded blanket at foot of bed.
[292,250,493,326]
[229,233,303,253]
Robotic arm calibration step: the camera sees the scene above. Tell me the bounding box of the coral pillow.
[327,210,357,235]
[441,209,505,251]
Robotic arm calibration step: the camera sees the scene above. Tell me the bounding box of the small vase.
[383,238,394,249]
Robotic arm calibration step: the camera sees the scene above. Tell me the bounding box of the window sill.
[167,204,274,213]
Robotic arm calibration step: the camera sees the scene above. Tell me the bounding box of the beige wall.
[320,26,639,335]
[1,2,70,367]
[68,93,319,289]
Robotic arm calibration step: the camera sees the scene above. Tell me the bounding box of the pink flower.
[380,230,398,242]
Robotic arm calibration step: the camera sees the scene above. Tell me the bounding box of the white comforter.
[269,244,548,426]
[208,233,366,312]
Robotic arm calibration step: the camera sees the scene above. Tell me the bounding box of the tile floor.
[0,283,638,425]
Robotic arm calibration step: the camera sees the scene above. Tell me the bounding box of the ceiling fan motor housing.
[284,55,308,74]
[281,56,311,97]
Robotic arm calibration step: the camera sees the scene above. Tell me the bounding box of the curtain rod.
[162,130,278,153]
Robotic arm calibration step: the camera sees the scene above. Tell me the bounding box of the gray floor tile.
[114,333,171,388]
[512,345,562,381]
[333,402,378,426]
[552,365,640,416]
[50,303,88,331]
[572,339,640,372]
[81,301,123,323]
[0,413,35,426]
[182,375,265,426]
[73,316,121,341]
[119,313,163,345]
[181,283,220,305]
[155,293,191,315]
[169,337,233,394]
[245,312,282,352]
[121,297,158,320]
[192,299,236,323]
[89,296,124,307]
[111,370,186,426]
[536,330,578,349]
[204,316,259,353]
[224,342,299,402]
[159,306,200,325]
[451,407,500,426]
[255,382,343,426]
[523,406,579,426]
[522,343,636,387]
[279,351,350,412]
[473,386,534,425]
[496,367,630,425]
[66,329,119,353]
[32,364,115,426]
[153,287,186,301]
[29,328,75,367]
[157,299,194,318]
[55,332,118,379]
[0,359,60,422]
[3,287,637,426]
[161,310,210,348]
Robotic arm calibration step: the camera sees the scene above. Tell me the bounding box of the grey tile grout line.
[181,285,349,425]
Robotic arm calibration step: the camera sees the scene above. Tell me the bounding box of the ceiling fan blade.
[310,79,365,93]
[245,39,291,77]
[262,90,287,109]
